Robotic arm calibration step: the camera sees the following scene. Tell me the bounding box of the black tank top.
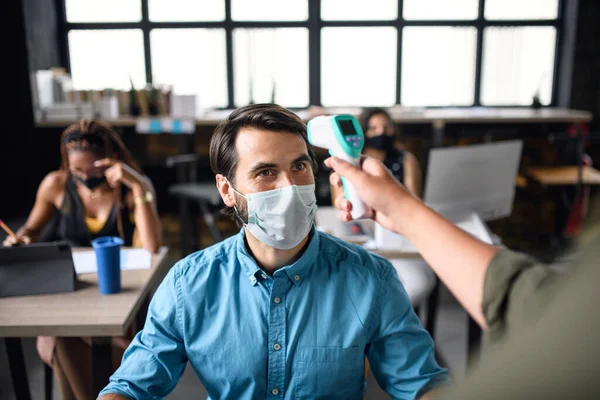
[41,175,135,247]
[384,149,405,184]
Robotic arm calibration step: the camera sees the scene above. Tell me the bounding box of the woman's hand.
[94,159,147,194]
[2,234,31,246]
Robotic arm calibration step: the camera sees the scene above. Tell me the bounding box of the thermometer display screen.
[338,120,357,136]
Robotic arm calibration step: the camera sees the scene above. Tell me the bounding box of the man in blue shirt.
[99,104,448,400]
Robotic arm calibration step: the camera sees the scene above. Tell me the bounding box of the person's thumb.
[324,157,366,185]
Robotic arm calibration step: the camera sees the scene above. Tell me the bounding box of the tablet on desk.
[0,241,77,297]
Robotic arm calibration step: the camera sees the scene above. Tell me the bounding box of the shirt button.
[274,297,281,304]
[294,275,301,281]
[261,274,267,280]
[273,343,281,351]
[271,388,279,395]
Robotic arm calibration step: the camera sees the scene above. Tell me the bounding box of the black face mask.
[364,134,395,152]
[76,175,107,190]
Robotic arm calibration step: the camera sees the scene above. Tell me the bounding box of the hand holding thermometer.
[307,115,368,219]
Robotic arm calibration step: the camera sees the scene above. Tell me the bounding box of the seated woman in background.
[359,107,422,197]
[2,120,162,400]
[4,119,161,249]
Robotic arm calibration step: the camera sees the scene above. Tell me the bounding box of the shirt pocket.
[294,346,364,400]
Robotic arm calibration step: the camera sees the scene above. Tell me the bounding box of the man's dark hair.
[209,103,318,222]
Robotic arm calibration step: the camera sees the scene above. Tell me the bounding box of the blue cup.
[92,236,124,295]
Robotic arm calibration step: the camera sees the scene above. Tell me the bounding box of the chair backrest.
[166,153,202,183]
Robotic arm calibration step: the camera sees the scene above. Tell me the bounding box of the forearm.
[13,215,50,243]
[394,198,497,328]
[132,183,162,253]
[15,200,57,242]
[404,178,421,199]
[15,225,40,242]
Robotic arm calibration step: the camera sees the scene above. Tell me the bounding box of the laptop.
[424,140,524,221]
[0,241,77,297]
[374,140,523,251]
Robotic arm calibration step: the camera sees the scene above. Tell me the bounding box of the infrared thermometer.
[307,115,367,219]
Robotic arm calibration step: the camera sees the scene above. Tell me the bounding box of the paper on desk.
[72,249,152,274]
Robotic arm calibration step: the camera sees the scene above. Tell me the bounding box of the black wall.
[0,0,37,216]
[0,0,62,218]
[22,0,61,71]
[570,0,600,129]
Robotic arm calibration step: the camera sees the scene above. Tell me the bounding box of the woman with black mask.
[359,107,422,197]
[2,119,162,400]
[3,119,161,249]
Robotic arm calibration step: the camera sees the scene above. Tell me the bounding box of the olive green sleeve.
[436,241,600,400]
[435,201,600,400]
[482,249,562,343]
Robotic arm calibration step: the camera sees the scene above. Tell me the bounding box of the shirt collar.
[235,226,320,287]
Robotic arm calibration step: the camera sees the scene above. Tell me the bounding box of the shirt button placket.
[267,277,289,397]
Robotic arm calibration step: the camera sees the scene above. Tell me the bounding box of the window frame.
[56,0,564,108]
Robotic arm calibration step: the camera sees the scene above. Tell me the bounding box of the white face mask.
[232,184,318,250]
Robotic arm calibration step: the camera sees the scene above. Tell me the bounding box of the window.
[401,27,477,106]
[321,0,397,21]
[68,30,145,90]
[149,0,225,22]
[65,0,141,22]
[151,29,228,110]
[321,27,396,106]
[234,28,309,107]
[62,0,564,108]
[481,27,556,105]
[231,0,308,21]
[485,0,559,20]
[403,0,478,21]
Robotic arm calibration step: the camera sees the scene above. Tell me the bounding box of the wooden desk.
[388,107,592,124]
[1,247,171,400]
[526,166,600,186]
[516,174,528,188]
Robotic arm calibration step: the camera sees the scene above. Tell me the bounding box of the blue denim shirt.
[100,229,447,399]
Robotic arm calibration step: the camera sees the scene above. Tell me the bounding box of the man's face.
[229,127,315,221]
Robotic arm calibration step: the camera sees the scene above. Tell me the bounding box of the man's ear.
[216,174,236,207]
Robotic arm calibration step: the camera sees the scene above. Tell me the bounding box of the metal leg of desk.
[432,120,446,147]
[136,294,151,332]
[467,316,482,371]
[190,204,199,252]
[179,196,200,254]
[91,337,113,398]
[425,278,441,340]
[179,197,191,256]
[44,363,53,400]
[199,200,223,243]
[576,125,585,190]
[5,337,31,400]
